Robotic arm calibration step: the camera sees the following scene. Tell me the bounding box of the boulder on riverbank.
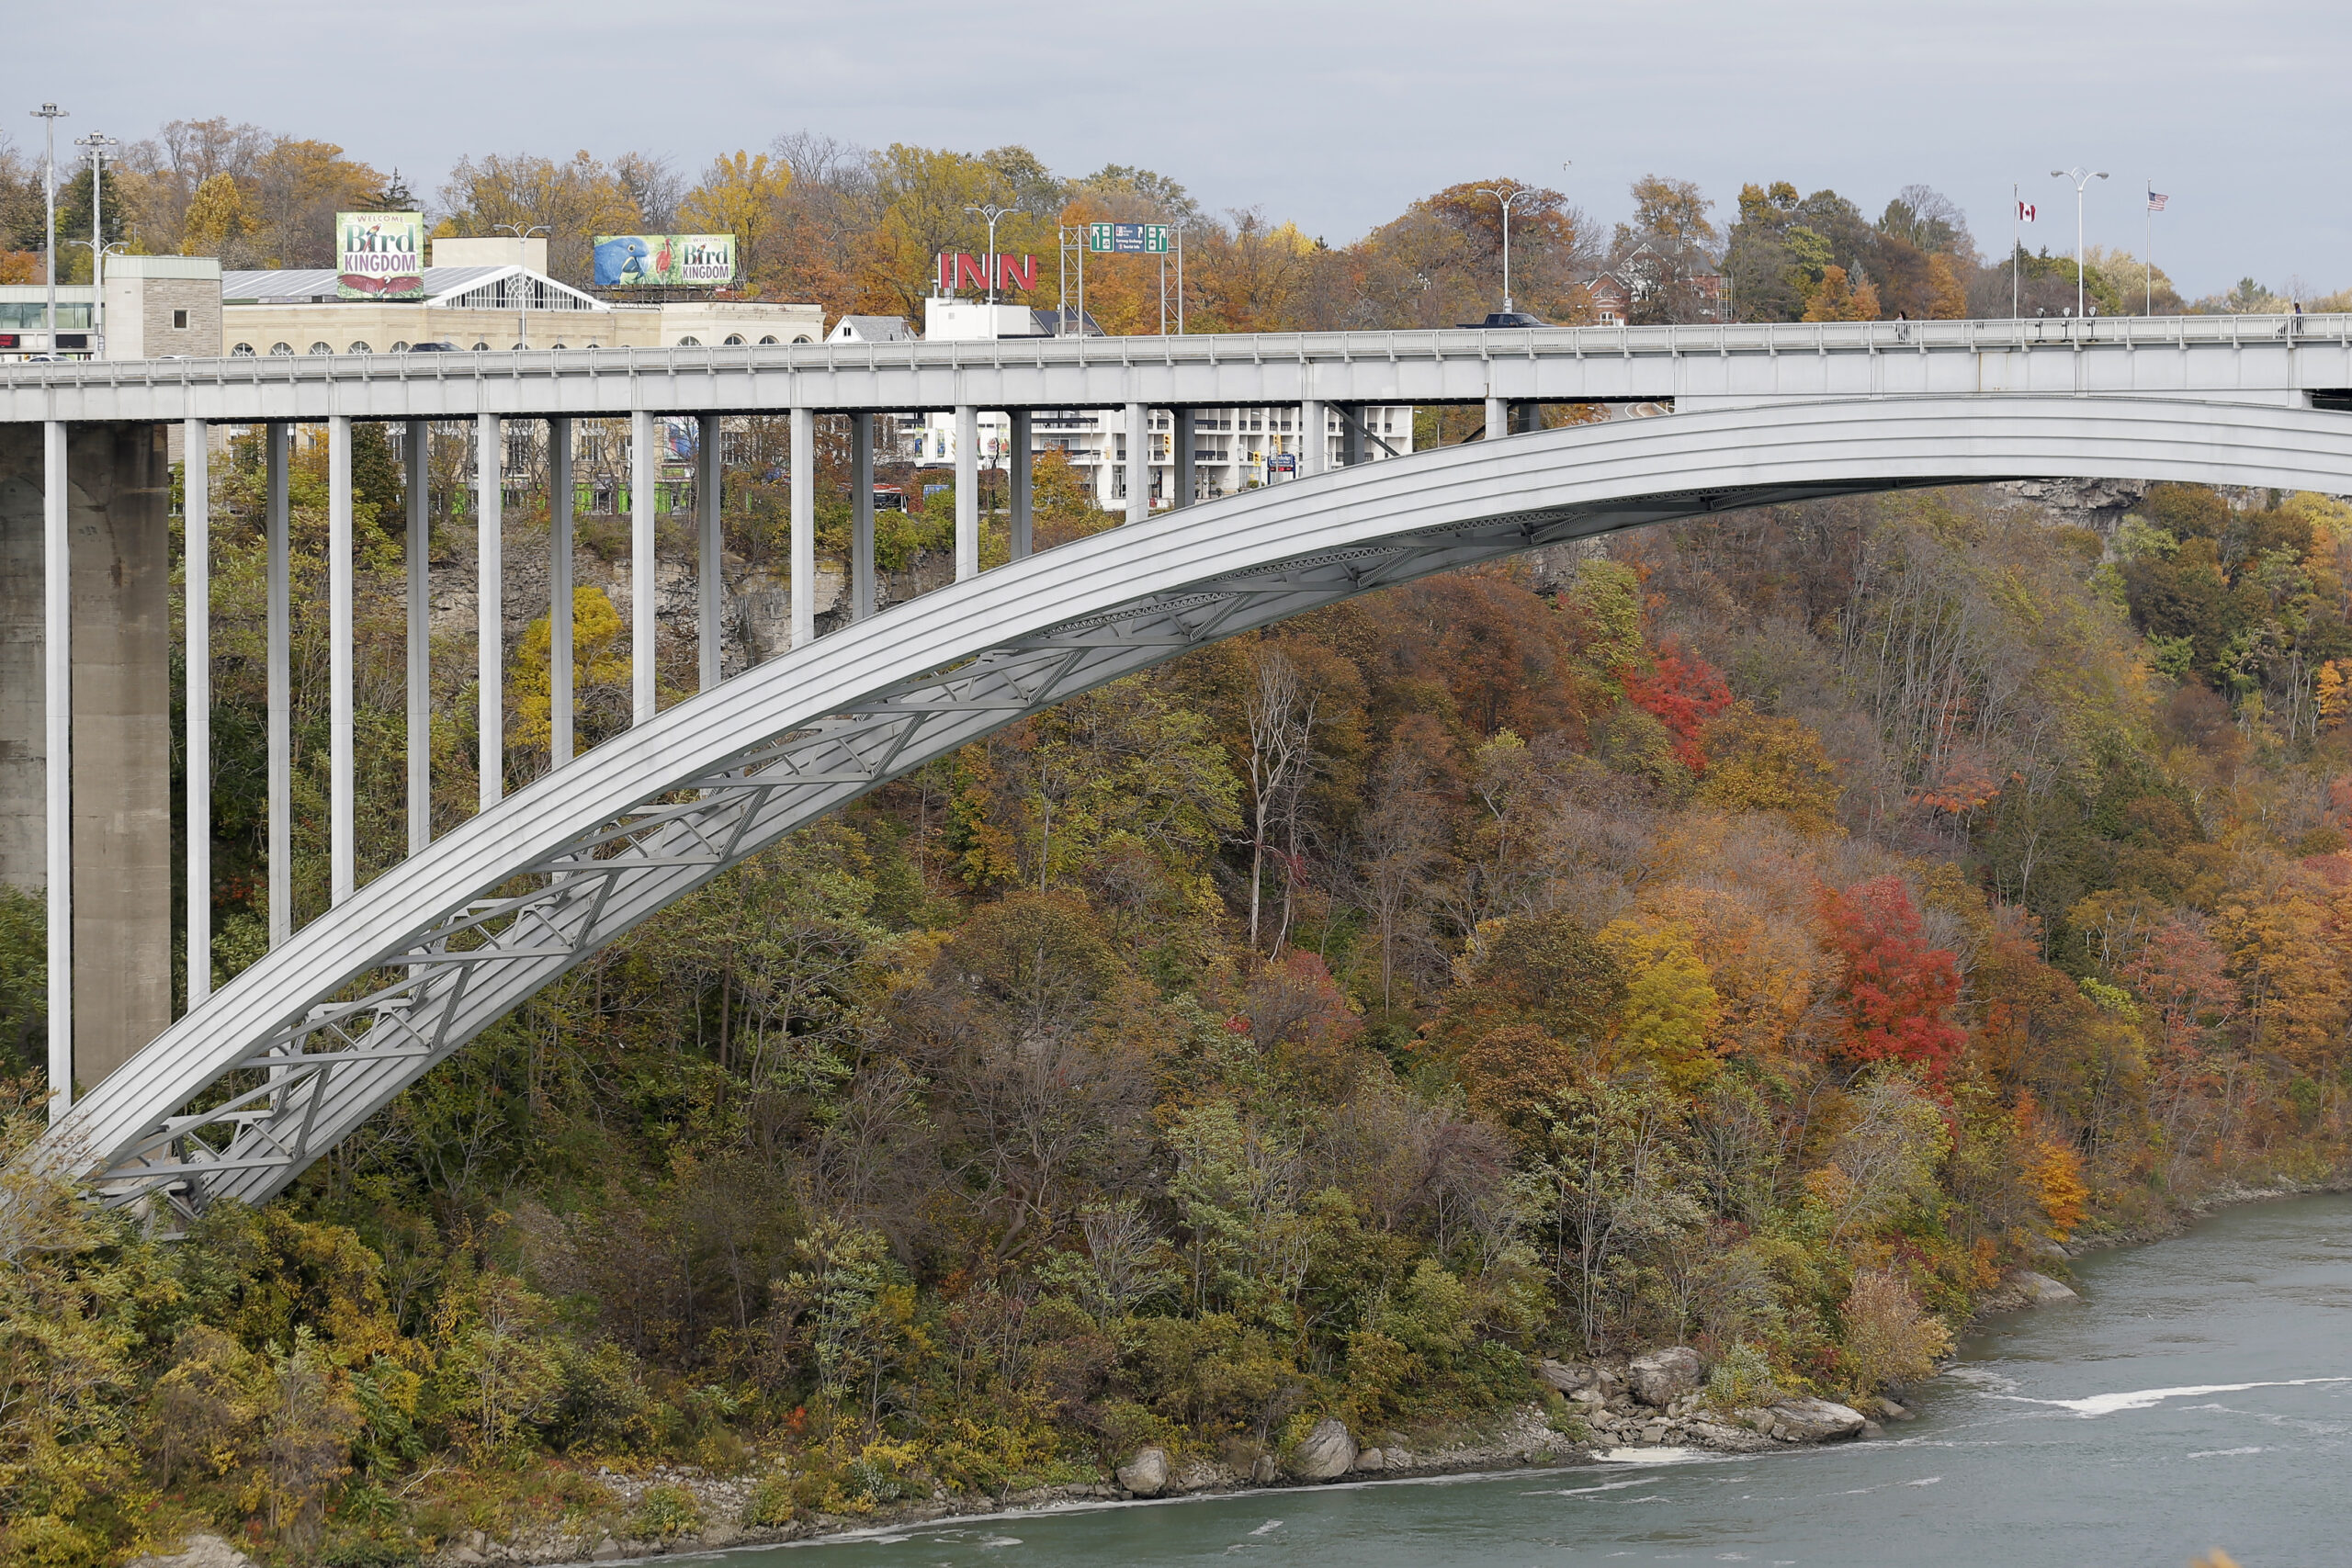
[1115,1445,1170,1496]
[1536,1358,1621,1397]
[1977,1269,2082,1313]
[1287,1416,1359,1481]
[1630,1347,1703,1407]
[1752,1397,1868,1442]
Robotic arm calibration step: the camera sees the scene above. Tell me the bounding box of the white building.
[912,295,1413,507]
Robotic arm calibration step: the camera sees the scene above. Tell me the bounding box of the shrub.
[741,1474,796,1529]
[1703,1341,1781,1410]
[1838,1270,1952,1398]
[630,1483,703,1538]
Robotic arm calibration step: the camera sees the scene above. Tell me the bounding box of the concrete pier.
[0,422,173,1092]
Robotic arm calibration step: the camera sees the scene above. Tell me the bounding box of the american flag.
[2147,189,2170,212]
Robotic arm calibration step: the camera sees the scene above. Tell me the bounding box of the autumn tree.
[1819,876,1965,1076]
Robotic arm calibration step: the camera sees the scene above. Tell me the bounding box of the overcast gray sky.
[17,0,2346,299]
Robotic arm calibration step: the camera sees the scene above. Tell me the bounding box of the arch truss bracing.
[23,394,2352,1220]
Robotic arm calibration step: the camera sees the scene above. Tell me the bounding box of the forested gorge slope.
[11,476,2352,1566]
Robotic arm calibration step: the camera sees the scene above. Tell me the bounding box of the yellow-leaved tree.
[1598,915,1723,1089]
[678,151,792,291]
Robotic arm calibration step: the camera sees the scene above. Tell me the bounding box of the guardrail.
[3,314,2347,396]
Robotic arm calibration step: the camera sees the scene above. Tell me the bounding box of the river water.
[685,1192,2352,1568]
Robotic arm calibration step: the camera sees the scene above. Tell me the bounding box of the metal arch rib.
[26,394,2352,1220]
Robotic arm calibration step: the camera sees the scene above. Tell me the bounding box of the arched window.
[677,335,702,346]
[509,344,523,351]
[471,342,489,351]
[347,341,371,354]
[269,343,294,355]
[791,333,812,344]
[308,342,333,355]
[389,341,409,353]
[758,335,779,344]
[231,343,255,357]
[585,342,600,349]
[723,333,746,345]
[552,343,567,350]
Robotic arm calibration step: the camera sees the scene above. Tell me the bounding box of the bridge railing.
[4,313,2349,394]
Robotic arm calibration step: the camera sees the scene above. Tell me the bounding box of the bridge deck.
[2,315,2346,424]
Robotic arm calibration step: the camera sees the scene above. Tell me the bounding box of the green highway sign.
[1088,222,1170,254]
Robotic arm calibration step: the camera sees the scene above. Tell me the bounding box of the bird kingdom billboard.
[336,212,425,299]
[593,234,737,288]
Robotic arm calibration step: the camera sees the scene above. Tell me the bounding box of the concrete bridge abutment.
[0,421,174,1096]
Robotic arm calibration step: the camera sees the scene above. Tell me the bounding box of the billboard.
[335,211,425,299]
[593,233,736,288]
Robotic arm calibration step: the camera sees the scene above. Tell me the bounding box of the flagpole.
[2144,180,2153,316]
[2013,183,2020,320]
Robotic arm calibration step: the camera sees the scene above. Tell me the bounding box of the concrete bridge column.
[478,412,503,807]
[630,412,656,722]
[266,424,289,948]
[185,420,209,1009]
[696,414,719,692]
[328,416,355,906]
[955,405,979,581]
[0,420,172,1103]
[1485,396,1508,441]
[849,412,876,617]
[1009,410,1034,557]
[790,407,816,645]
[548,417,573,766]
[403,420,430,852]
[1300,400,1327,477]
[1125,402,1149,524]
[1172,409,1195,506]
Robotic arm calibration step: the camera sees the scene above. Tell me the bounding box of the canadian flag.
[2018,200,2037,221]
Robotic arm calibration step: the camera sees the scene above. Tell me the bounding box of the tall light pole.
[2050,166,2108,321]
[31,105,66,355]
[1475,182,1530,313]
[74,132,119,357]
[964,203,1019,302]
[494,222,549,347]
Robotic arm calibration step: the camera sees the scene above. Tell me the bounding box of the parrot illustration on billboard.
[594,235,651,288]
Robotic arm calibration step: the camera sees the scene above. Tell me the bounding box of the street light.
[30,105,66,355]
[495,222,550,348]
[2050,167,2108,321]
[74,132,119,358]
[1475,183,1531,313]
[963,204,1020,303]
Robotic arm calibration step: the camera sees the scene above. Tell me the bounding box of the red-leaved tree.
[1819,875,1966,1076]
[1621,644,1732,772]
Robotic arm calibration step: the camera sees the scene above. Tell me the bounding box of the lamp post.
[1475,182,1530,313]
[2050,166,2108,321]
[74,132,119,357]
[963,203,1019,303]
[30,105,66,355]
[494,222,549,348]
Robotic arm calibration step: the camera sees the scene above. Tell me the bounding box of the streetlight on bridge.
[74,131,120,358]
[963,203,1022,302]
[494,222,551,347]
[1475,183,1532,315]
[30,105,66,355]
[2050,167,2109,321]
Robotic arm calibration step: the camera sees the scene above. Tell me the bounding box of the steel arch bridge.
[22,390,2352,1218]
